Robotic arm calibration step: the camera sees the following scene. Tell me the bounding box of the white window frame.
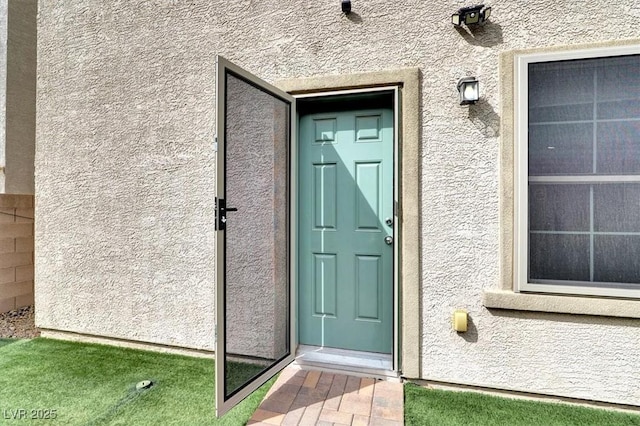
[514,44,640,299]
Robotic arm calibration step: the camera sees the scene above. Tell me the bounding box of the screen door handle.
[216,198,238,230]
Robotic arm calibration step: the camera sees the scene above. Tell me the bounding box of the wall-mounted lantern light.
[452,4,491,27]
[342,0,351,14]
[457,77,479,105]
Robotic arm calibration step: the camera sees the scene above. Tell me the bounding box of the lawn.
[0,337,16,348]
[0,338,273,425]
[3,338,640,426]
[404,383,640,426]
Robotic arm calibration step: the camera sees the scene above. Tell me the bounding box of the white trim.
[294,86,400,98]
[392,86,400,374]
[513,46,640,300]
[514,53,529,295]
[529,176,640,183]
[518,282,640,299]
[515,44,640,66]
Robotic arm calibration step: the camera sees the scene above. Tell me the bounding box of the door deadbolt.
[385,217,393,226]
[384,236,393,245]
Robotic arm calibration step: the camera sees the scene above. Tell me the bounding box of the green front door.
[298,108,394,354]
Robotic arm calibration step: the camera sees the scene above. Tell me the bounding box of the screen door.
[215,56,296,417]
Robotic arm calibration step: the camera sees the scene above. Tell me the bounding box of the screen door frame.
[215,55,297,417]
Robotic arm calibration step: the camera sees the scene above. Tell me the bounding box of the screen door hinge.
[213,136,218,152]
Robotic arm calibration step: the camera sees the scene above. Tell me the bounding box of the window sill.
[483,289,640,319]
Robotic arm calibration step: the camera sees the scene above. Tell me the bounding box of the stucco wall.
[35,1,640,406]
[5,0,36,194]
[35,2,217,350]
[224,73,288,360]
[0,0,37,194]
[0,1,6,191]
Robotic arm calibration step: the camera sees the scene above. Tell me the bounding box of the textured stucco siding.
[5,0,36,194]
[0,1,6,190]
[0,0,37,194]
[35,2,218,350]
[35,0,640,406]
[224,73,288,360]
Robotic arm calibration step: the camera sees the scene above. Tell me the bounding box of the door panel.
[215,56,296,417]
[299,109,393,354]
[313,164,338,229]
[356,254,382,320]
[355,162,383,230]
[313,253,337,316]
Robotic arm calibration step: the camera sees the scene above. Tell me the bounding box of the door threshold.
[294,345,400,381]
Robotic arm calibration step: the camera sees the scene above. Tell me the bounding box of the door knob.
[384,236,393,245]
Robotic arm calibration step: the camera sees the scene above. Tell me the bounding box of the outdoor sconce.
[341,0,351,14]
[452,4,491,27]
[457,77,480,105]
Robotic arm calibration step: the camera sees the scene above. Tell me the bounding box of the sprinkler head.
[136,380,153,390]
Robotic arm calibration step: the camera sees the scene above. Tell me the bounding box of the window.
[515,46,640,299]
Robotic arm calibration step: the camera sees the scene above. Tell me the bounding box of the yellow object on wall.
[453,310,468,332]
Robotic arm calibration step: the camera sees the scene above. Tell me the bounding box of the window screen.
[528,54,640,290]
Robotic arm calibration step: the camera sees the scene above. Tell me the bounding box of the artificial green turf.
[226,360,266,396]
[0,337,18,348]
[0,338,274,425]
[404,383,640,426]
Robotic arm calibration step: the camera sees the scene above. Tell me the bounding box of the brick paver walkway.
[248,365,403,425]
